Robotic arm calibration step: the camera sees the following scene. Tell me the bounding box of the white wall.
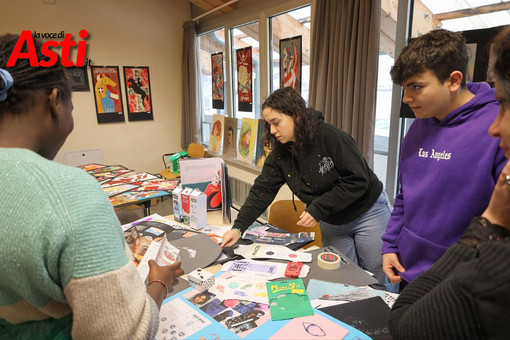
[3,0,295,203]
[3,0,190,174]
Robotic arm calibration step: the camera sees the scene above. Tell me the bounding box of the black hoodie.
[233,111,383,233]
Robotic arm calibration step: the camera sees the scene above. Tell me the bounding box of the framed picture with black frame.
[123,66,154,121]
[63,66,89,92]
[279,35,302,94]
[90,66,125,124]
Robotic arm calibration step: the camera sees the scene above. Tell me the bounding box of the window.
[384,0,510,198]
[269,6,311,101]
[198,29,226,142]
[196,1,312,154]
[373,52,394,184]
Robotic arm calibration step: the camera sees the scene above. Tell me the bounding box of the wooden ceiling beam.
[190,0,236,16]
[434,2,510,21]
[269,14,311,64]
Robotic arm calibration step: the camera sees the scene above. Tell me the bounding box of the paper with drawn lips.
[168,233,222,274]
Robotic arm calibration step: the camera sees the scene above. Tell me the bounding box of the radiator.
[228,177,269,220]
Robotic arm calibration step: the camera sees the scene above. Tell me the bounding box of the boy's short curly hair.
[390,29,469,87]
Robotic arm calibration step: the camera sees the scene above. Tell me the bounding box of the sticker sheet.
[221,259,309,280]
[208,273,269,304]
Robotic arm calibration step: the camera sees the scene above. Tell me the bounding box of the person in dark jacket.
[221,87,392,290]
[389,26,510,340]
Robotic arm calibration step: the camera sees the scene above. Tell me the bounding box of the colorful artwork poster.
[466,43,477,83]
[101,172,159,188]
[133,179,179,192]
[123,66,154,121]
[78,163,106,172]
[87,165,128,174]
[211,52,224,109]
[91,66,124,123]
[486,42,497,83]
[237,118,258,164]
[109,190,169,207]
[255,119,270,168]
[103,184,140,198]
[266,278,314,321]
[209,114,225,154]
[279,35,302,94]
[92,170,133,184]
[237,46,252,112]
[223,117,238,159]
[183,286,271,338]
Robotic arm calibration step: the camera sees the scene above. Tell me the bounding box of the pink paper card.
[270,313,349,339]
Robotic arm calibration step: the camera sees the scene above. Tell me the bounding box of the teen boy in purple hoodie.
[382,29,506,288]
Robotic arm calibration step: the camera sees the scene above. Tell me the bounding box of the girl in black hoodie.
[221,87,392,290]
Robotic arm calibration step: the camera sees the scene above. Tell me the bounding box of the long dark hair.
[261,87,317,155]
[494,27,510,104]
[0,34,71,115]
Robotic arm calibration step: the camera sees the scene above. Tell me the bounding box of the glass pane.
[374,52,394,185]
[198,29,226,143]
[269,5,311,102]
[231,21,260,120]
[375,0,400,188]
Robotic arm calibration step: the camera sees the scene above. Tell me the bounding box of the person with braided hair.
[0,33,183,339]
[389,27,510,340]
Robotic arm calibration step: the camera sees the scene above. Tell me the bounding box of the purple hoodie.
[382,82,506,282]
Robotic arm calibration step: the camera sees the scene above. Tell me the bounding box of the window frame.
[196,0,313,127]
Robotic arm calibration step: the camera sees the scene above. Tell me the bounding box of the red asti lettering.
[6,29,89,67]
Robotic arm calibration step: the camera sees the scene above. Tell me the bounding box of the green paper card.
[266,278,314,321]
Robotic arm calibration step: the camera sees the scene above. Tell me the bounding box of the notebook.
[319,296,391,340]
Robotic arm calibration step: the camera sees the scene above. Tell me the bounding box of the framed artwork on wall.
[279,35,302,94]
[462,24,510,86]
[211,52,224,109]
[90,66,125,124]
[222,117,238,159]
[63,67,89,91]
[236,47,252,112]
[123,66,154,121]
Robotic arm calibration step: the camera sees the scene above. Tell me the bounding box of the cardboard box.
[190,189,207,229]
[188,268,215,292]
[172,187,183,222]
[180,187,194,226]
